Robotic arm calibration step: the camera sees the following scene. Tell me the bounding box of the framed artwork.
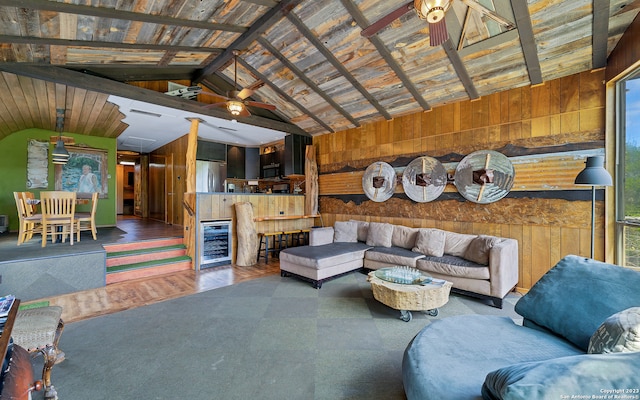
[55,146,108,198]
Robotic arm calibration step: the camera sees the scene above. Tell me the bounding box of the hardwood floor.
[21,216,281,324]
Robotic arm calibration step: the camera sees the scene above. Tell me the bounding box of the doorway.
[149,155,166,222]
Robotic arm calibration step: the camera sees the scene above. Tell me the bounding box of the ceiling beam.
[442,39,479,100]
[193,0,304,82]
[592,0,611,69]
[64,65,197,82]
[0,64,306,135]
[0,0,246,33]
[234,58,335,133]
[286,12,392,120]
[510,0,543,85]
[339,0,431,111]
[257,37,360,128]
[0,35,224,54]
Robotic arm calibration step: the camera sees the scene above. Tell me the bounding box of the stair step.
[106,246,187,267]
[106,258,192,284]
[102,237,184,253]
[106,244,186,258]
[106,255,191,273]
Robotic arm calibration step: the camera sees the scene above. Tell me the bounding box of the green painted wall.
[0,128,117,232]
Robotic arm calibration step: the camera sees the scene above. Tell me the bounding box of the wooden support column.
[184,118,202,264]
[185,118,202,193]
[305,144,318,217]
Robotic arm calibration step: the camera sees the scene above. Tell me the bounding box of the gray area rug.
[33,271,522,400]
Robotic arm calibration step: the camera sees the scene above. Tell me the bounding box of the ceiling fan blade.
[246,101,276,111]
[202,102,229,109]
[238,107,252,117]
[361,1,414,38]
[430,19,449,46]
[237,88,255,100]
[199,91,230,101]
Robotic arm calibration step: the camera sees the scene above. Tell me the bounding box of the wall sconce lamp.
[52,108,69,165]
[574,155,613,259]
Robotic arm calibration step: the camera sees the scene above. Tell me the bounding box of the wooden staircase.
[103,237,192,284]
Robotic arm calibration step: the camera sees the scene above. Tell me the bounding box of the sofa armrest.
[309,227,334,246]
[488,238,519,298]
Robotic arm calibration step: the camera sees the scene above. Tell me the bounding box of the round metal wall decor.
[362,161,397,202]
[454,150,515,204]
[402,156,447,203]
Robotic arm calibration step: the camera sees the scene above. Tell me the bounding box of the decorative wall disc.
[454,150,515,204]
[362,161,397,202]
[402,156,447,203]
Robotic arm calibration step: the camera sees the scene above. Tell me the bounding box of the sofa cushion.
[588,307,640,354]
[279,242,371,269]
[364,246,425,268]
[392,225,419,249]
[464,235,500,265]
[417,255,490,280]
[403,315,582,400]
[309,227,334,246]
[366,222,394,247]
[515,255,640,352]
[333,221,358,243]
[443,231,477,257]
[481,353,640,400]
[349,219,369,242]
[412,228,446,257]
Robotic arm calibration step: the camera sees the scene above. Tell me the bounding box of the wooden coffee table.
[368,270,453,322]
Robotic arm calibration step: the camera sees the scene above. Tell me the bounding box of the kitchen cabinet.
[197,140,226,161]
[226,145,245,179]
[284,134,312,176]
[260,150,284,178]
[245,147,260,179]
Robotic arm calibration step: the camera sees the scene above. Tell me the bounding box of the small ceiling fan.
[362,0,452,46]
[202,50,276,117]
[362,0,514,47]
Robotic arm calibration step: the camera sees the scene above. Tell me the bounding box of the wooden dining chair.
[40,191,76,247]
[13,192,42,245]
[76,192,98,241]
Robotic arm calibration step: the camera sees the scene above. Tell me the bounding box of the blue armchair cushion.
[514,255,640,351]
[482,352,640,400]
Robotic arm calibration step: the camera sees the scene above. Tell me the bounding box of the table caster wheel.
[426,308,438,317]
[400,310,412,322]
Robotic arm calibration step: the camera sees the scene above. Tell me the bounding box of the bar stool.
[282,229,302,248]
[257,231,283,263]
[12,305,65,400]
[299,228,311,245]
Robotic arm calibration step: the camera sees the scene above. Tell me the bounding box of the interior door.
[149,155,166,222]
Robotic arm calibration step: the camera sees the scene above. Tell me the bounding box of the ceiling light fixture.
[227,100,244,116]
[414,0,451,23]
[414,0,451,46]
[52,108,70,165]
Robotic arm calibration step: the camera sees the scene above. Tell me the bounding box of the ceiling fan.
[362,0,514,47]
[201,50,277,117]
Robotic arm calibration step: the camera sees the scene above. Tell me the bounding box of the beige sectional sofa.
[279,220,519,308]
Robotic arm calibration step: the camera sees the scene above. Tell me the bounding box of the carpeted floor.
[32,271,522,400]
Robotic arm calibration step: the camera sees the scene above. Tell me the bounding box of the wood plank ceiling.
[0,0,638,144]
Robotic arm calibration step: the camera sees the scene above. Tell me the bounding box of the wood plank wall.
[313,70,606,292]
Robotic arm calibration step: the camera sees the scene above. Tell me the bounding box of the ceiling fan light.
[414,0,450,23]
[227,101,244,116]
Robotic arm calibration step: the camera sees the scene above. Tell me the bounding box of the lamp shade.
[52,139,70,165]
[574,156,612,186]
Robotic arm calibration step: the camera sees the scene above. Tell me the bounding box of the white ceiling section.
[109,96,288,153]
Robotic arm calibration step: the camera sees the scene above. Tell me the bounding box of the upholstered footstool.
[12,306,65,400]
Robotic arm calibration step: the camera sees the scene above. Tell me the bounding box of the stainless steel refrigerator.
[196,160,227,192]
